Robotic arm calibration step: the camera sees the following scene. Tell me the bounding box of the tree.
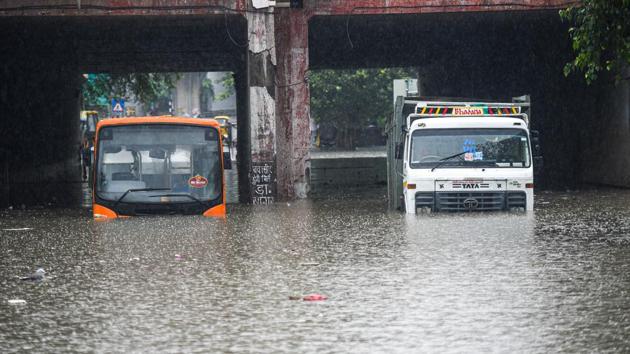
[309,68,416,148]
[215,72,235,101]
[82,72,179,109]
[560,0,630,84]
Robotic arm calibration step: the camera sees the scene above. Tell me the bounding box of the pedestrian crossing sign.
[111,99,125,114]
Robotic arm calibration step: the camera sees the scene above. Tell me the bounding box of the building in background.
[171,72,236,119]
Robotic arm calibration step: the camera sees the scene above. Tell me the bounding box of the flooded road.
[1,189,630,353]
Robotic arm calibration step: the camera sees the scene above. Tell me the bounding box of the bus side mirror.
[395,143,404,159]
[223,151,232,170]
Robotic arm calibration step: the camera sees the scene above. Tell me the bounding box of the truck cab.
[399,98,541,213]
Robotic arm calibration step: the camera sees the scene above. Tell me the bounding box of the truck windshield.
[96,124,222,204]
[410,128,530,169]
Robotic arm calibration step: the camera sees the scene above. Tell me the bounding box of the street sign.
[111,99,125,115]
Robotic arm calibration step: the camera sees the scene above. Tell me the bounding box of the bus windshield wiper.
[114,188,171,208]
[430,151,468,172]
[148,193,206,207]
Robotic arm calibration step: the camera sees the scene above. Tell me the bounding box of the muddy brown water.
[1,189,629,353]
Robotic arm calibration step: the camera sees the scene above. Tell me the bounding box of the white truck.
[390,96,542,213]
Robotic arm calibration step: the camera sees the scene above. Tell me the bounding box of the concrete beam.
[0,0,577,18]
[0,0,246,16]
[306,0,577,15]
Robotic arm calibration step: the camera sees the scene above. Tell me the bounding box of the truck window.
[410,128,530,169]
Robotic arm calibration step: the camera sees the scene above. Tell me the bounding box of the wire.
[345,1,580,49]
[224,11,249,48]
[276,80,307,88]
[275,70,310,88]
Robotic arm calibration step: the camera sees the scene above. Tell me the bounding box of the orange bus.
[92,116,231,219]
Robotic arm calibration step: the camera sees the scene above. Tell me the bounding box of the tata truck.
[389,96,542,213]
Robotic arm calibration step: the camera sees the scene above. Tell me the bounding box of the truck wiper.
[114,188,171,208]
[148,193,206,207]
[430,151,467,172]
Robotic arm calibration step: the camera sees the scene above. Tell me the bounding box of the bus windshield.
[96,124,222,204]
[410,128,531,169]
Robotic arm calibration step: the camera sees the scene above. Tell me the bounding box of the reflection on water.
[1,189,629,352]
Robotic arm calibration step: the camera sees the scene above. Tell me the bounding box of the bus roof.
[96,116,221,130]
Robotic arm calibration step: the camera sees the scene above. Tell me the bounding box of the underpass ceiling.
[0,15,247,72]
[308,10,564,70]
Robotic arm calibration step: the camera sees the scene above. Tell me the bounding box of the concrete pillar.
[247,10,277,204]
[173,72,203,116]
[275,9,311,199]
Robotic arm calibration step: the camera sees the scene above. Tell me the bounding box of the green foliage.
[310,67,416,129]
[201,75,216,104]
[82,72,180,108]
[560,0,630,84]
[215,72,235,102]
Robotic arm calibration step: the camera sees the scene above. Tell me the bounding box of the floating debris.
[19,268,45,281]
[303,294,328,301]
[3,228,33,231]
[299,262,320,266]
[7,299,27,305]
[288,295,302,300]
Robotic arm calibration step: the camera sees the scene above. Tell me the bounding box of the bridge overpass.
[1,0,628,207]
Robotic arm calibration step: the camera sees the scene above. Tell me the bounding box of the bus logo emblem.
[188,175,208,188]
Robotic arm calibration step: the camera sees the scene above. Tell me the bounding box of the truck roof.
[408,116,529,130]
[405,98,530,128]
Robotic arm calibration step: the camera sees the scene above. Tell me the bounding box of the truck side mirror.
[530,130,542,157]
[223,151,232,170]
[395,143,404,160]
[534,156,544,176]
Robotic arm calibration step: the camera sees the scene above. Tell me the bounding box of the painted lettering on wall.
[251,162,275,205]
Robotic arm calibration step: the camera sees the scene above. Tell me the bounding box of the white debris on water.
[8,299,27,305]
[2,228,33,231]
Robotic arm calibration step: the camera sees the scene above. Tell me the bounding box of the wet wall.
[309,10,603,189]
[0,16,247,208]
[0,22,81,207]
[582,68,630,187]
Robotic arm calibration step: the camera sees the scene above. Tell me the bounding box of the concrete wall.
[583,68,630,187]
[310,153,387,192]
[0,55,82,207]
[173,72,203,117]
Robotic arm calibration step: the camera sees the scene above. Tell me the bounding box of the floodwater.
[1,189,630,353]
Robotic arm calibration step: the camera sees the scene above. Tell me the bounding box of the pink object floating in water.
[303,294,327,301]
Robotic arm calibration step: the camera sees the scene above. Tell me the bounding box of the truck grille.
[436,192,505,212]
[415,191,527,212]
[506,192,526,209]
[415,192,434,210]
